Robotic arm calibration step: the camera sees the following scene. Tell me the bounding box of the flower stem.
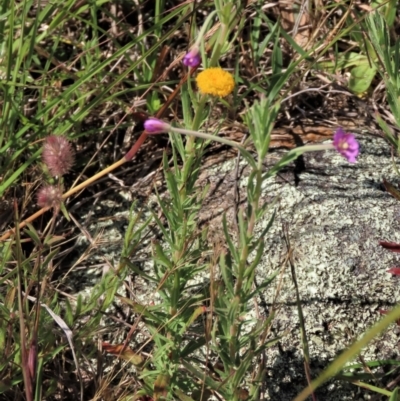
[170,126,256,169]
[186,95,208,154]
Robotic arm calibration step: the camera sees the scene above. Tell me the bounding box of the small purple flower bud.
[182,47,201,68]
[144,118,171,134]
[333,128,359,163]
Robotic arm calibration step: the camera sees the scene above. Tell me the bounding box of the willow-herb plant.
[143,97,360,400]
[136,3,360,399]
[124,4,251,399]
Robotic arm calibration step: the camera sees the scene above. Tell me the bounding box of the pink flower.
[144,118,171,134]
[333,128,359,163]
[182,47,201,68]
[42,135,75,177]
[37,185,63,210]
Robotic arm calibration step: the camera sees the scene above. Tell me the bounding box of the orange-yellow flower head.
[196,67,235,97]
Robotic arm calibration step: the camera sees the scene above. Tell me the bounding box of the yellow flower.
[196,67,235,97]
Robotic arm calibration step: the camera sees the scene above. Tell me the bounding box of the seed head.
[42,135,75,177]
[37,185,63,210]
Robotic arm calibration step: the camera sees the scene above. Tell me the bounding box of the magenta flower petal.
[182,47,201,68]
[144,118,171,134]
[333,128,359,163]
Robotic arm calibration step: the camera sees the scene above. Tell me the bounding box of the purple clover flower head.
[333,127,359,163]
[144,118,170,134]
[37,185,63,210]
[42,135,75,177]
[182,47,201,68]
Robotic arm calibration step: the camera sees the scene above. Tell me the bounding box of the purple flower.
[182,47,201,68]
[144,118,171,134]
[333,128,359,163]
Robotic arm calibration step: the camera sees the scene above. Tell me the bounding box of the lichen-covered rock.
[199,132,400,400]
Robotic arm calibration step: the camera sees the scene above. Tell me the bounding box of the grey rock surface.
[198,132,400,400]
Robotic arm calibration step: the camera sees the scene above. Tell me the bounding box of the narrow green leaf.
[219,252,234,297]
[153,241,173,270]
[389,387,399,401]
[23,223,41,246]
[246,271,278,301]
[222,214,239,262]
